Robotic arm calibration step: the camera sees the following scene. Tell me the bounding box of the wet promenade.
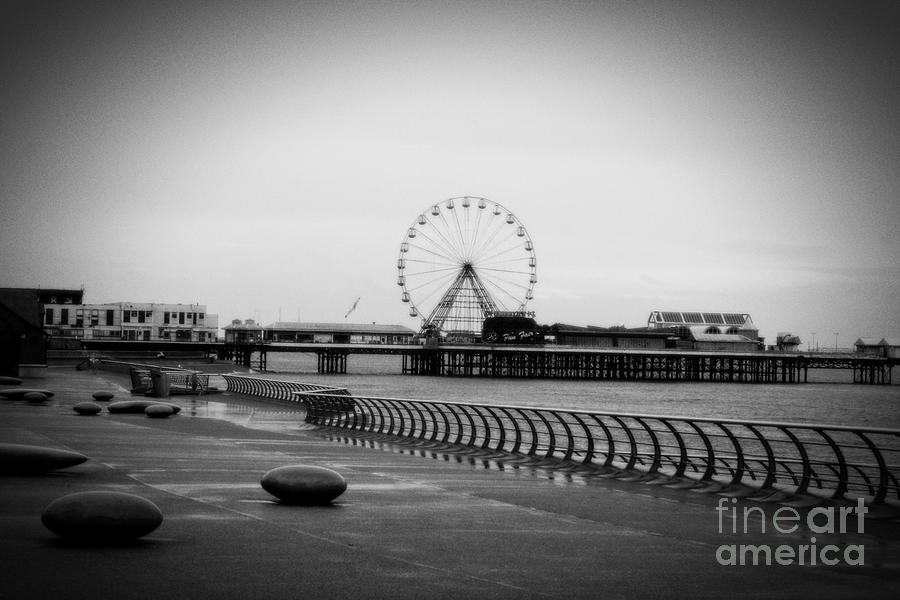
[2,367,899,599]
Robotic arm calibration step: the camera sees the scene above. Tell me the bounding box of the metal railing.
[221,374,349,404]
[297,392,900,504]
[92,360,347,401]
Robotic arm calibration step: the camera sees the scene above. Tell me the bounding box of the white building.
[43,301,218,342]
[223,321,415,345]
[646,310,762,349]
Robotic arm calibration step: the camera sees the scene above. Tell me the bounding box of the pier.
[78,340,896,384]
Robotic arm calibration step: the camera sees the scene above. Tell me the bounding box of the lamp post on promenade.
[834,332,839,352]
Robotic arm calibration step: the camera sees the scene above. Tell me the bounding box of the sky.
[1,0,898,348]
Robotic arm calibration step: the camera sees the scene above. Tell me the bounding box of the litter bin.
[149,369,170,398]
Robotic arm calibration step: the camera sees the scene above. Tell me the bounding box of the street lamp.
[810,332,817,352]
[834,332,839,352]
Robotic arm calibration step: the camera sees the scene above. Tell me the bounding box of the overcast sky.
[2,0,898,347]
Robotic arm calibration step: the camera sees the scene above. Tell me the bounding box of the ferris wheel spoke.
[478,266,534,279]
[405,240,463,265]
[405,269,466,286]
[406,262,462,282]
[467,206,488,259]
[403,258,461,270]
[469,215,509,261]
[477,253,535,268]
[434,209,465,259]
[448,204,467,255]
[413,273,461,309]
[422,218,465,262]
[482,279,528,310]
[414,225,463,260]
[480,267,532,297]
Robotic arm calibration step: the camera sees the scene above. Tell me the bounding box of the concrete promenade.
[1,367,899,599]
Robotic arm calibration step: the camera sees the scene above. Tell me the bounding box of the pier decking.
[78,340,896,384]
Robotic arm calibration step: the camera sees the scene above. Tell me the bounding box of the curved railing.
[221,374,349,404]
[297,392,900,504]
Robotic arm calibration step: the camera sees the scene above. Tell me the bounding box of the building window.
[138,311,146,323]
[123,311,130,323]
[179,312,185,324]
[45,308,54,325]
[164,312,170,324]
[106,310,114,326]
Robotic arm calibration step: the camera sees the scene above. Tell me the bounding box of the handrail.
[295,392,900,505]
[221,374,349,404]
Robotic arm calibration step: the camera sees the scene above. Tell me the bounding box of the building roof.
[880,338,900,347]
[549,323,674,338]
[262,322,416,335]
[648,311,754,327]
[854,337,881,346]
[691,333,757,343]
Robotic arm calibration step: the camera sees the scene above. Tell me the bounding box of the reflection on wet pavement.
[175,394,591,483]
[179,395,314,435]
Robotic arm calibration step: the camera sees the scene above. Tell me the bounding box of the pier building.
[548,324,676,349]
[646,310,763,349]
[224,320,416,345]
[855,337,900,358]
[774,333,802,352]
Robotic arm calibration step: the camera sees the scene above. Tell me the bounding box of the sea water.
[245,353,900,429]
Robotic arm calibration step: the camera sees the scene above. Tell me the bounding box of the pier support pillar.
[317,350,348,374]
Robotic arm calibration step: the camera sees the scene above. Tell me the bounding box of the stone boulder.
[91,391,114,402]
[145,404,175,418]
[107,400,181,414]
[0,388,55,400]
[0,443,88,474]
[42,491,163,543]
[73,402,102,416]
[24,391,48,404]
[261,465,347,505]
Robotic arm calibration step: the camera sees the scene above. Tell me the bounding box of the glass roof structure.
[647,311,753,328]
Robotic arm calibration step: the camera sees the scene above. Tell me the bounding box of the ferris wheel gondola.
[397,196,537,337]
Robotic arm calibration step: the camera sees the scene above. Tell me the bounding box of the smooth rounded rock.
[91,391,114,402]
[0,388,55,400]
[24,391,48,404]
[73,402,102,416]
[107,400,181,414]
[42,491,163,543]
[0,375,23,386]
[0,443,88,474]
[144,404,175,418]
[261,465,347,505]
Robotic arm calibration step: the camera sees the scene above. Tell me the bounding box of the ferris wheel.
[397,196,537,337]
